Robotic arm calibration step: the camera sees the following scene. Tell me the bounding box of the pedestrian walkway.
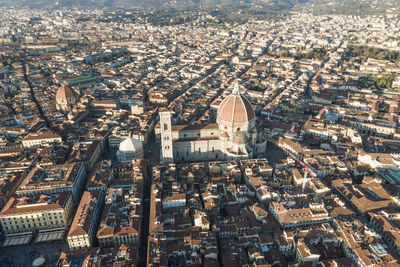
[2,232,33,247]
[34,228,65,243]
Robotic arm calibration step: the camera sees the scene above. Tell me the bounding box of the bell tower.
[159,109,174,163]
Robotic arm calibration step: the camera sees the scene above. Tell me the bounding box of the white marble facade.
[160,83,267,163]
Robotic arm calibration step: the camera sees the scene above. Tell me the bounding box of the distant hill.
[293,0,400,15]
[0,0,310,9]
[1,0,398,16]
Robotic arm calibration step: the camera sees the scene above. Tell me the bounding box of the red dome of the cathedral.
[56,85,77,112]
[217,83,255,124]
[56,85,76,100]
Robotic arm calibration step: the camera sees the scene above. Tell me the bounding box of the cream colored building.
[16,162,86,202]
[67,190,103,250]
[21,132,62,148]
[0,192,73,234]
[160,83,267,163]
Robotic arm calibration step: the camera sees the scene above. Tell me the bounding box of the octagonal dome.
[119,137,142,152]
[56,85,76,100]
[217,82,255,124]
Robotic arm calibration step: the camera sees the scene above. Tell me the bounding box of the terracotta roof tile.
[217,91,255,123]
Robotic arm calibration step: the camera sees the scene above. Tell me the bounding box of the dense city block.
[0,3,400,267]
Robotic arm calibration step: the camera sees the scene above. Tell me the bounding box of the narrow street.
[137,160,152,267]
[138,132,159,267]
[21,59,51,128]
[167,62,226,107]
[186,41,274,124]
